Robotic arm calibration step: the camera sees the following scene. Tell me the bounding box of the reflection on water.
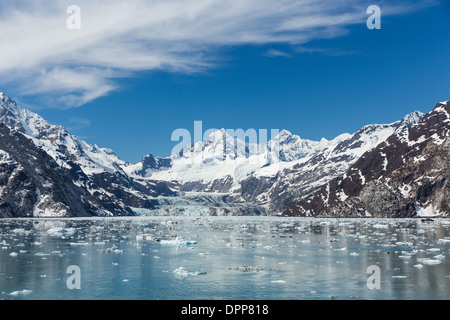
[0,217,449,300]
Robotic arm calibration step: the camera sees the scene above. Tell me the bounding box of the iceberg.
[173,267,206,278]
[421,259,442,265]
[10,290,32,296]
[160,237,197,246]
[47,227,77,238]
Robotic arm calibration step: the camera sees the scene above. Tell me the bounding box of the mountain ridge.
[0,92,447,218]
[283,100,450,217]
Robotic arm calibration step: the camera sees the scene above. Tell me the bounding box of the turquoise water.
[0,217,449,300]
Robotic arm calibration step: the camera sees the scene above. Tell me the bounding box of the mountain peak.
[396,110,424,131]
[273,129,302,144]
[0,92,17,109]
[205,128,232,141]
[278,129,294,137]
[434,99,450,113]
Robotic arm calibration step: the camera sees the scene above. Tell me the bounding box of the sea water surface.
[0,217,449,300]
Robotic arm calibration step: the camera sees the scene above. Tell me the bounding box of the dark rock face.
[0,124,99,218]
[138,154,172,174]
[0,94,176,218]
[284,101,450,217]
[235,116,422,213]
[1,91,448,218]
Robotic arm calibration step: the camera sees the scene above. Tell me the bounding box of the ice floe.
[160,237,197,246]
[419,258,442,265]
[136,234,153,241]
[229,265,262,272]
[173,267,206,278]
[10,289,32,296]
[47,227,77,238]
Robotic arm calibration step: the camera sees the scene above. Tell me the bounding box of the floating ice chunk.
[12,229,31,235]
[421,259,442,265]
[9,252,18,257]
[47,227,77,238]
[136,234,153,241]
[173,267,189,278]
[433,254,445,260]
[334,247,347,251]
[395,242,414,247]
[161,220,176,226]
[401,250,417,256]
[173,267,206,278]
[373,224,389,229]
[10,289,32,296]
[392,276,407,279]
[349,252,360,257]
[229,265,262,272]
[413,264,424,269]
[160,237,197,246]
[427,248,441,252]
[271,280,286,283]
[437,238,450,244]
[69,242,89,246]
[35,252,50,256]
[100,246,123,254]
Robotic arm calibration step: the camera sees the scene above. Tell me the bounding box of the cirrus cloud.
[0,0,438,108]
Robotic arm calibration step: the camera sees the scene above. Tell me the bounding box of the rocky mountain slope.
[283,100,450,217]
[127,110,424,214]
[0,93,175,217]
[0,92,448,218]
[0,123,99,217]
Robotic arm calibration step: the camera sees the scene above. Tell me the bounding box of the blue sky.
[1,0,449,162]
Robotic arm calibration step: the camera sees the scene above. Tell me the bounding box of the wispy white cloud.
[0,0,438,108]
[265,49,292,58]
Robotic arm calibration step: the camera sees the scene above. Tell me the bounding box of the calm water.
[0,217,449,300]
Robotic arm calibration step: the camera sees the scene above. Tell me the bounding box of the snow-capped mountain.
[0,123,99,217]
[268,129,342,162]
[0,93,175,217]
[126,127,349,189]
[126,110,424,214]
[0,93,125,175]
[0,91,448,218]
[233,111,424,212]
[284,100,450,217]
